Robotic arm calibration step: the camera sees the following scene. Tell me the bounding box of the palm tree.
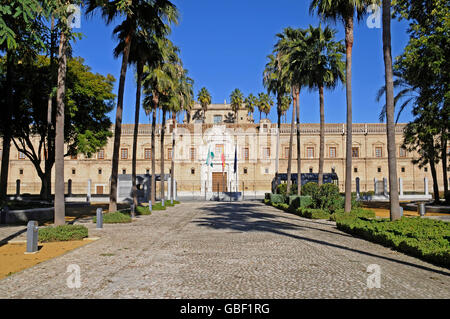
[244,93,257,122]
[263,53,291,192]
[382,0,400,220]
[230,88,244,123]
[303,25,345,186]
[197,87,211,123]
[310,0,379,211]
[257,93,273,119]
[85,0,178,212]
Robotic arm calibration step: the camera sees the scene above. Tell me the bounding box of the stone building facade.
[1,103,447,199]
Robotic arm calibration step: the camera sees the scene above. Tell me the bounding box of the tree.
[85,0,178,212]
[382,0,401,220]
[1,56,115,200]
[310,0,380,211]
[304,25,345,186]
[230,88,244,124]
[244,93,257,122]
[256,93,273,119]
[197,87,211,123]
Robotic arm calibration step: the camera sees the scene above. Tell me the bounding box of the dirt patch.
[366,207,448,218]
[0,240,91,280]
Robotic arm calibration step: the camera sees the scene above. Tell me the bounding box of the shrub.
[336,216,450,268]
[289,196,313,212]
[301,182,319,197]
[264,193,271,200]
[329,208,375,222]
[93,211,132,224]
[38,225,88,242]
[276,183,298,196]
[136,206,151,215]
[296,207,330,220]
[270,193,285,204]
[312,183,341,213]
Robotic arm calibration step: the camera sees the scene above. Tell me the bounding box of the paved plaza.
[0,201,449,298]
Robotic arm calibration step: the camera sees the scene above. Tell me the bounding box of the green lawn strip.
[93,211,132,224]
[38,225,88,242]
[336,216,450,268]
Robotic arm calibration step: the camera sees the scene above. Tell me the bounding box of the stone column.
[174,180,177,200]
[167,176,172,201]
[383,177,388,196]
[399,177,403,196]
[374,178,378,194]
[87,179,91,202]
[355,177,360,199]
[424,177,429,195]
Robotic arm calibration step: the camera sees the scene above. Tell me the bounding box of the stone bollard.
[130,204,135,218]
[418,202,426,217]
[96,208,103,229]
[399,178,404,196]
[25,220,39,254]
[399,206,403,217]
[87,179,92,202]
[355,177,360,199]
[424,178,429,196]
[161,198,165,207]
[149,200,152,212]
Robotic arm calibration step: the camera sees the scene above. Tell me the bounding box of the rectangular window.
[215,144,224,158]
[244,147,249,161]
[284,147,290,159]
[213,115,222,124]
[168,148,172,160]
[352,147,359,158]
[98,149,105,160]
[18,151,26,160]
[190,148,195,161]
[329,147,336,158]
[375,147,382,158]
[307,147,314,158]
[263,147,270,159]
[399,147,406,158]
[144,148,151,160]
[121,148,128,160]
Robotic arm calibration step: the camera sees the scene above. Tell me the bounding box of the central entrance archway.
[212,172,228,193]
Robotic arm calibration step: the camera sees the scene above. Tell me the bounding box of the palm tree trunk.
[286,94,296,196]
[441,132,449,203]
[382,0,401,220]
[344,16,354,213]
[295,87,301,196]
[171,112,176,202]
[131,61,143,213]
[109,29,133,213]
[0,51,14,201]
[54,30,68,226]
[151,95,158,205]
[160,108,167,205]
[274,96,281,193]
[318,85,325,186]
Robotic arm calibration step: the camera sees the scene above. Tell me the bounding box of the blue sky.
[72,0,412,125]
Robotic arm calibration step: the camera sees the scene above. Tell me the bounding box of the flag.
[221,151,225,171]
[206,146,214,167]
[233,146,237,174]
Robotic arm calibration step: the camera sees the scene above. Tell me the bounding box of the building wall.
[1,120,447,196]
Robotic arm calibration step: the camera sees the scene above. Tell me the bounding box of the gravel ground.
[0,201,449,299]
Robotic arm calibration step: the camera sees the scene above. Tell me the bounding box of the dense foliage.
[38,225,88,242]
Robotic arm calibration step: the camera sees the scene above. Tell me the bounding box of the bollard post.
[130,204,135,218]
[25,220,38,254]
[149,200,152,212]
[399,206,403,217]
[96,208,103,229]
[418,202,426,217]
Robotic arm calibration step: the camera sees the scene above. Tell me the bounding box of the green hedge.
[329,208,376,222]
[289,196,313,211]
[93,211,132,224]
[336,216,450,268]
[296,207,331,219]
[270,193,285,204]
[38,225,88,242]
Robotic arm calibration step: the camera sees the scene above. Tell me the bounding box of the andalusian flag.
[206,146,214,167]
[221,152,225,171]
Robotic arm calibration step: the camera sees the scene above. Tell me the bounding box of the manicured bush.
[312,183,341,213]
[329,208,375,222]
[336,216,450,268]
[276,183,298,196]
[289,196,313,212]
[270,193,285,204]
[301,182,319,197]
[265,193,271,200]
[93,211,132,224]
[296,207,331,220]
[38,225,88,242]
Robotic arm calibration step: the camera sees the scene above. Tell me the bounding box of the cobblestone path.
[1,201,449,298]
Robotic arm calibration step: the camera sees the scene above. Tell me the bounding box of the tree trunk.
[441,132,449,203]
[54,30,68,226]
[382,0,401,220]
[318,85,325,186]
[0,51,14,201]
[131,61,143,212]
[344,16,354,213]
[429,159,440,205]
[109,28,133,213]
[274,96,281,193]
[151,95,158,205]
[295,87,301,196]
[171,112,176,202]
[160,109,167,204]
[286,93,296,196]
